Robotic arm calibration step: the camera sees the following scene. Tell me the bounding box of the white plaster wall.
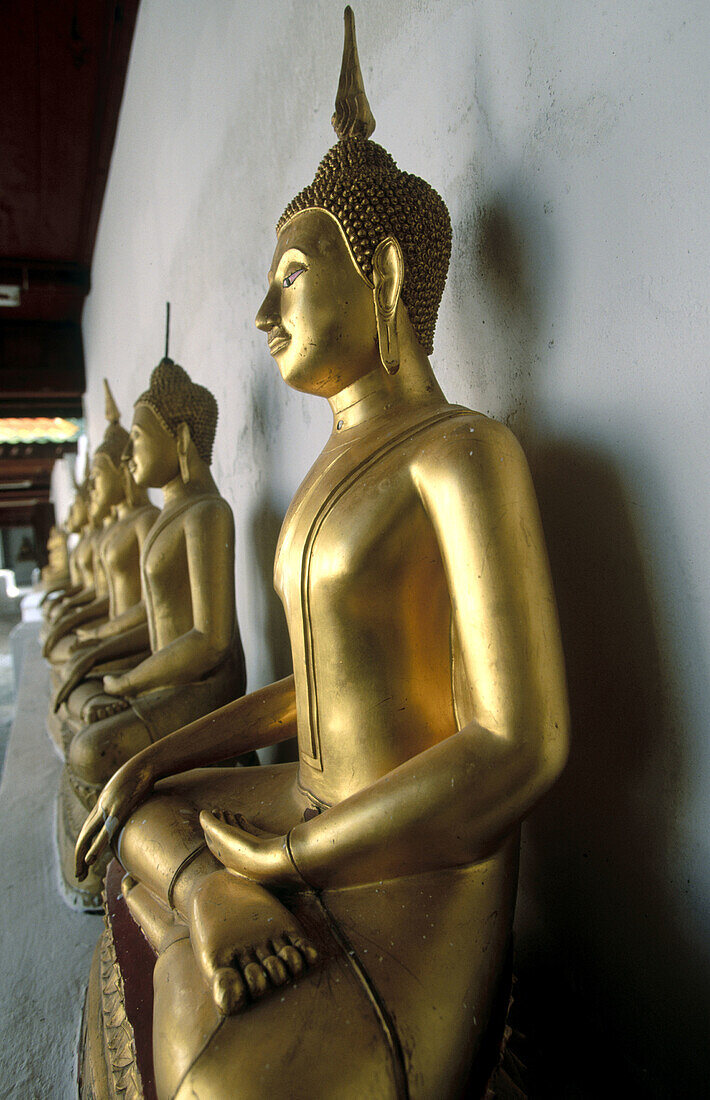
[80,0,709,1091]
[50,440,88,526]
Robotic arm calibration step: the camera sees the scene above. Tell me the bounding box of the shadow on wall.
[247,374,297,765]
[474,192,709,1096]
[250,498,292,683]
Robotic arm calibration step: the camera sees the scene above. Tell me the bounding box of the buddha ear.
[176,422,192,484]
[372,236,404,375]
[120,454,136,507]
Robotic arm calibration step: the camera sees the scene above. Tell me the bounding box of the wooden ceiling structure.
[0,0,139,559]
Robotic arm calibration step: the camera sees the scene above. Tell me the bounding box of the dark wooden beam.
[0,260,90,322]
[0,320,84,398]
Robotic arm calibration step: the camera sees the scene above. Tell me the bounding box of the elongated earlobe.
[176,423,192,485]
[372,236,405,375]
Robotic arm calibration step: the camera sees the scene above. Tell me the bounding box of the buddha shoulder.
[410,409,531,496]
[133,504,159,537]
[182,494,234,538]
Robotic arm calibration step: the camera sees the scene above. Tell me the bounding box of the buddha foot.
[83,694,130,724]
[190,870,319,1015]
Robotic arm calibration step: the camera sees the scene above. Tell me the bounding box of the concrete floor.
[0,615,18,771]
[0,622,102,1099]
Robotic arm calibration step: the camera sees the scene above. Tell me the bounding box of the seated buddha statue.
[39,495,86,613]
[40,524,71,598]
[42,481,95,624]
[60,359,247,910]
[50,443,159,751]
[76,11,568,1097]
[44,383,130,668]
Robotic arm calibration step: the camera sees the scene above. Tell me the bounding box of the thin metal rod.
[165,301,171,359]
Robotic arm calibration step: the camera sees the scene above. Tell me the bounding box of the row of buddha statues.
[34,9,568,1098]
[42,369,248,911]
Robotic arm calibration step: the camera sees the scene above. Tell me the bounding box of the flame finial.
[103,379,120,425]
[332,7,375,140]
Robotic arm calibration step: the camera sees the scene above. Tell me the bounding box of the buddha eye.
[283,267,305,288]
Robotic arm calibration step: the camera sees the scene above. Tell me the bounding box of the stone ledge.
[0,622,102,1097]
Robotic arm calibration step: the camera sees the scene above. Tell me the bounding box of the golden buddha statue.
[50,445,159,754]
[60,359,247,910]
[76,10,568,1096]
[40,524,71,596]
[42,479,95,623]
[44,384,130,666]
[39,510,81,611]
[56,497,88,592]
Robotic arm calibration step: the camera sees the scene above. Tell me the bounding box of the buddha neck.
[328,323,446,438]
[116,487,151,518]
[162,463,219,506]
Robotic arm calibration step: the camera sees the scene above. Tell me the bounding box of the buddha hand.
[200,809,304,889]
[103,671,135,697]
[75,756,154,880]
[54,653,96,711]
[42,627,60,659]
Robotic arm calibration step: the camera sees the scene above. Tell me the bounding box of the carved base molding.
[79,861,158,1100]
[56,767,107,911]
[79,919,144,1100]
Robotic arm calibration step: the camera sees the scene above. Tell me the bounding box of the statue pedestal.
[0,623,102,1095]
[79,860,158,1100]
[79,866,525,1100]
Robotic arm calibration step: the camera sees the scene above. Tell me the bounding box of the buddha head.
[128,358,218,489]
[88,381,130,521]
[66,494,87,533]
[256,7,451,395]
[118,444,144,508]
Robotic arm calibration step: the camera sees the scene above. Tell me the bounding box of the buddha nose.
[255,286,280,332]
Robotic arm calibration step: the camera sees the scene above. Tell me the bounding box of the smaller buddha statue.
[75,10,568,1096]
[42,480,94,624]
[44,383,130,666]
[40,525,70,596]
[58,359,248,909]
[51,446,159,754]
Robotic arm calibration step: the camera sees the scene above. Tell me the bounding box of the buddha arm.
[39,580,72,604]
[284,418,569,888]
[53,623,152,711]
[104,501,235,698]
[145,675,298,780]
[43,596,110,655]
[80,623,150,664]
[75,676,297,880]
[54,586,96,616]
[78,600,147,642]
[51,581,81,602]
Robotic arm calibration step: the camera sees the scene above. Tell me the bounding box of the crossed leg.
[116,764,319,1014]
